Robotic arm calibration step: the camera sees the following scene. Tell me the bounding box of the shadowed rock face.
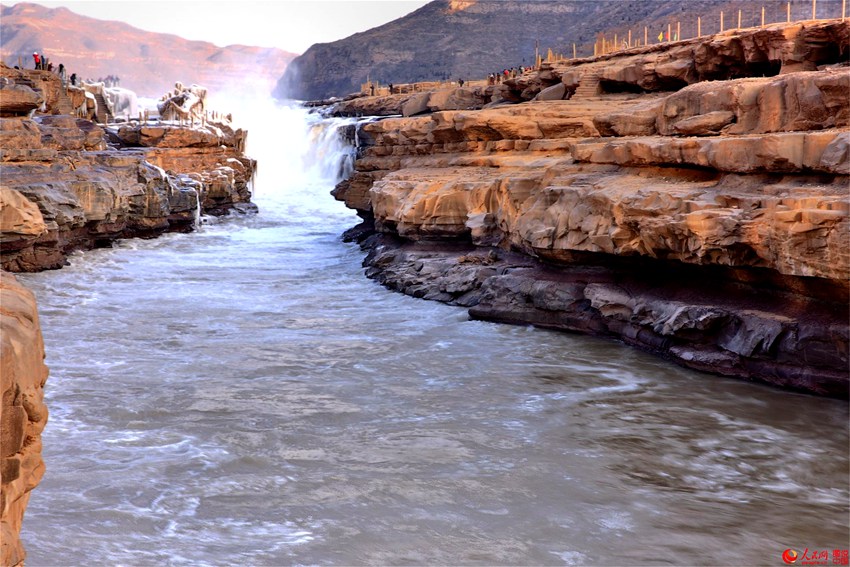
[330,19,850,396]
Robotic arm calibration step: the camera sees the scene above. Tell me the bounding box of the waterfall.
[193,187,202,230]
[205,96,371,222]
[303,115,358,184]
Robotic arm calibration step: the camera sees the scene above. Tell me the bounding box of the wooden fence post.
[644,26,648,45]
[677,21,680,40]
[843,0,846,20]
[697,16,701,37]
[628,29,631,47]
[812,0,816,20]
[762,6,766,26]
[667,22,671,41]
[738,9,742,28]
[573,43,577,59]
[720,11,724,32]
[787,2,791,22]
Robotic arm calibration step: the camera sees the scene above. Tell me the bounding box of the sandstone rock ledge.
[0,272,48,567]
[0,65,256,272]
[331,20,850,397]
[0,65,258,565]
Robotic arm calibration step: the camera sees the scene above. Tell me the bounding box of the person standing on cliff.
[32,52,40,69]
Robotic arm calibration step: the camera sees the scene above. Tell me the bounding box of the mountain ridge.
[0,2,297,98]
[275,0,843,100]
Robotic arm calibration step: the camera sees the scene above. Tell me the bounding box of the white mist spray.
[202,91,366,227]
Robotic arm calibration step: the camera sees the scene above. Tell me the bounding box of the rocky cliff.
[0,63,256,272]
[0,273,48,567]
[0,2,297,97]
[330,19,850,397]
[0,60,257,561]
[276,0,842,100]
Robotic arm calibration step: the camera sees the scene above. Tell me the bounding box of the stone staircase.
[92,91,113,124]
[55,87,74,115]
[571,70,602,99]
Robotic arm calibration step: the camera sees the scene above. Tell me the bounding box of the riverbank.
[327,19,850,397]
[0,64,257,273]
[0,63,256,565]
[13,112,849,564]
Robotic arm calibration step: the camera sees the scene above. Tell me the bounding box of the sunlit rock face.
[330,20,849,396]
[0,272,49,567]
[0,67,256,272]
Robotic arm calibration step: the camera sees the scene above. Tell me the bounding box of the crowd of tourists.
[487,66,526,85]
[28,51,121,89]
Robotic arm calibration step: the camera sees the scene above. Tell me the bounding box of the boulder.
[0,118,41,150]
[0,187,46,246]
[0,82,42,117]
[402,92,431,117]
[534,83,567,101]
[672,110,736,135]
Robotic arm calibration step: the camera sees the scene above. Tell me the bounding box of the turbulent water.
[18,102,849,566]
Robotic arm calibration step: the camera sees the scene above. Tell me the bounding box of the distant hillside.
[275,0,843,100]
[0,2,298,98]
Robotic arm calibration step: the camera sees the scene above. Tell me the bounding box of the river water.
[18,103,849,566]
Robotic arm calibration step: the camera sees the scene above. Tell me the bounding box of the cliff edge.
[0,61,260,561]
[0,63,256,272]
[330,19,850,397]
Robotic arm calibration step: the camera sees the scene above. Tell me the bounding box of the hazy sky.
[9,0,432,53]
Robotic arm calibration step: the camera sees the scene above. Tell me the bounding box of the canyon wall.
[0,64,256,272]
[331,20,850,397]
[0,64,258,563]
[0,273,48,567]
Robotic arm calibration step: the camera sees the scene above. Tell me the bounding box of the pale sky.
[7,0,432,53]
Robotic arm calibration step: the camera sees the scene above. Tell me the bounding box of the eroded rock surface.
[0,272,48,567]
[0,66,258,564]
[331,19,850,396]
[1,70,256,272]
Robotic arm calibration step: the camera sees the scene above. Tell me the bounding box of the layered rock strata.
[0,66,256,563]
[0,67,256,272]
[332,20,850,397]
[0,272,48,567]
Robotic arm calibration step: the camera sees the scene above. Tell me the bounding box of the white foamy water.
[18,100,849,566]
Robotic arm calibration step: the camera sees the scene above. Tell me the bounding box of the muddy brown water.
[18,106,848,566]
